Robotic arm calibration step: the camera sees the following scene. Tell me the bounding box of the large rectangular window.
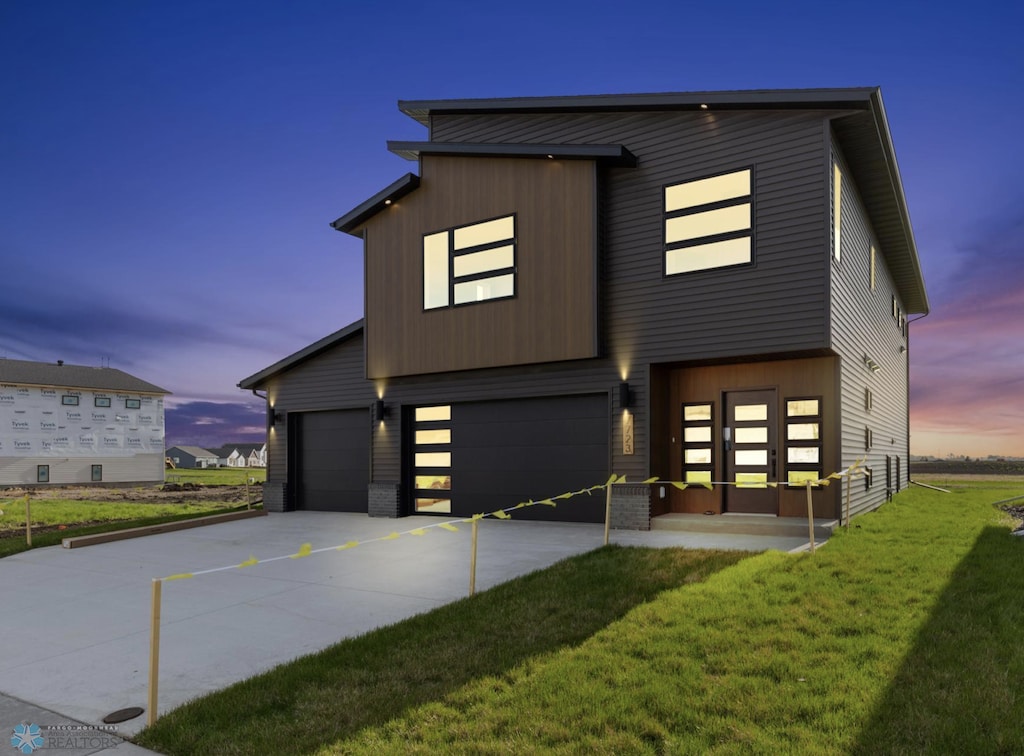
[664,168,752,275]
[423,215,516,310]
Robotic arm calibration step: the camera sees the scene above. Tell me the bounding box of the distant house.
[0,358,170,486]
[212,443,266,468]
[240,87,927,525]
[166,445,219,469]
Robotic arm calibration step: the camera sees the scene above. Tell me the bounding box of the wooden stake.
[469,519,479,597]
[805,481,816,554]
[603,483,613,546]
[148,579,162,726]
[24,494,31,547]
[245,477,251,510]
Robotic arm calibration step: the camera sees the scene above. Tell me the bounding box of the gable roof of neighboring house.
[238,320,364,390]
[328,87,927,315]
[166,446,218,458]
[212,443,265,457]
[0,358,170,394]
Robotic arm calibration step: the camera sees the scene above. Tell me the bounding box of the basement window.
[91,464,103,482]
[37,465,50,483]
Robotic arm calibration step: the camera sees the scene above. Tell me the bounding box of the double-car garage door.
[448,395,608,522]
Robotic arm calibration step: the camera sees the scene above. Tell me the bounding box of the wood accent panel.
[665,356,839,518]
[360,156,598,379]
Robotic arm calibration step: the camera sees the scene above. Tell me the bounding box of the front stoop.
[652,513,837,542]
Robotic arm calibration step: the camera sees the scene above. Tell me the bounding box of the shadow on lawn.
[852,525,1024,754]
[136,544,750,756]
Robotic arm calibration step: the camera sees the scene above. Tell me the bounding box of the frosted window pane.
[453,215,514,249]
[685,426,711,443]
[736,472,768,489]
[788,447,820,463]
[423,232,449,309]
[685,448,712,464]
[686,470,712,483]
[415,475,450,491]
[684,404,712,421]
[735,427,767,444]
[665,203,750,244]
[415,452,451,468]
[734,404,767,421]
[454,274,514,304]
[786,399,819,417]
[788,423,820,440]
[665,169,750,212]
[665,237,750,274]
[415,406,451,422]
[735,450,767,466]
[788,470,820,486]
[453,245,514,277]
[415,429,451,445]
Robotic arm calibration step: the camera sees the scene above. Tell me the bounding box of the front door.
[724,389,778,514]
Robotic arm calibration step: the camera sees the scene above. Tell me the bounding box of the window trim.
[125,398,141,409]
[94,396,111,408]
[37,464,49,483]
[662,166,755,278]
[422,213,518,311]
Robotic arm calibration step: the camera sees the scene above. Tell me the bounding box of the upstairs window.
[423,215,516,310]
[664,168,752,275]
[833,161,843,262]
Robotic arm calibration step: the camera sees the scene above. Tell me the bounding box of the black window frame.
[662,165,756,279]
[422,213,518,312]
[62,395,79,406]
[91,464,103,482]
[94,397,111,408]
[125,398,141,409]
[37,464,49,483]
[784,396,823,488]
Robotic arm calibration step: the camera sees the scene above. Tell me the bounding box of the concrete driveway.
[0,512,810,741]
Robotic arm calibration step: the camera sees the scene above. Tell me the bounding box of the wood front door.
[724,389,778,514]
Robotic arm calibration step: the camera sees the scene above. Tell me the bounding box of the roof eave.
[238,319,365,389]
[330,174,420,236]
[386,141,638,167]
[398,87,878,126]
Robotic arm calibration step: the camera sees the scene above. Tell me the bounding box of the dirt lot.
[2,483,261,505]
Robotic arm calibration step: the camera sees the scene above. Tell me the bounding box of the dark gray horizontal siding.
[263,337,376,493]
[830,136,910,518]
[433,108,835,365]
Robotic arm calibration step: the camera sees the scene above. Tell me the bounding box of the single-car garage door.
[451,394,608,523]
[295,409,369,512]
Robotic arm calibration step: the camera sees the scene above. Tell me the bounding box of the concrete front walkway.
[0,512,815,740]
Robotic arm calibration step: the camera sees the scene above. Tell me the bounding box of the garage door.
[296,409,369,512]
[422,395,608,523]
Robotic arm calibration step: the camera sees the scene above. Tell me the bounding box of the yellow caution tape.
[238,555,258,568]
[537,498,556,506]
[671,482,688,491]
[290,543,313,559]
[492,510,511,519]
[164,573,193,581]
[337,541,359,550]
[439,522,459,532]
[410,528,427,536]
[382,532,400,540]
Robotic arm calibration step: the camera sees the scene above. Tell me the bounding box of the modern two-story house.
[239,87,927,527]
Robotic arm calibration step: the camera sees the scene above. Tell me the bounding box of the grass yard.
[135,480,1024,755]
[164,467,266,485]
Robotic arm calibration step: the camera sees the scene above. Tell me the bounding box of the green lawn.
[164,467,266,485]
[134,480,1024,755]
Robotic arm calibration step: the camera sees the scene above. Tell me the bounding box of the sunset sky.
[2,1,1021,457]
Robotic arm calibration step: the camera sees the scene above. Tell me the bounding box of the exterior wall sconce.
[619,382,632,409]
[375,399,388,422]
[863,355,881,373]
[269,410,285,428]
